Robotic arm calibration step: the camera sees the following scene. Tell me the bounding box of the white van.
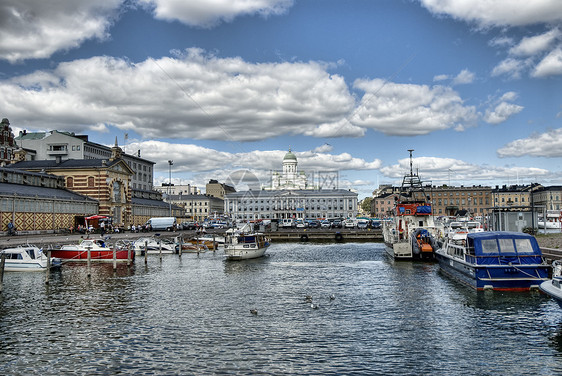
[146,217,176,231]
[281,218,295,228]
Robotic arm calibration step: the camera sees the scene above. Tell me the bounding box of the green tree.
[361,197,373,215]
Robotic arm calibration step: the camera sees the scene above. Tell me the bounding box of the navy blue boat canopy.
[467,231,541,256]
[416,205,431,214]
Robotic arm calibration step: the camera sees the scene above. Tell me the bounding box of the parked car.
[320,220,331,229]
[370,220,382,229]
[332,220,342,228]
[296,220,308,228]
[357,219,369,229]
[344,219,355,228]
[181,221,196,230]
[308,220,320,228]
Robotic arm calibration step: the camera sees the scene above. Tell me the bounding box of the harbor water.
[2,242,562,375]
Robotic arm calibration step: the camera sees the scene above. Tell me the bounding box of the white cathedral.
[268,148,310,190]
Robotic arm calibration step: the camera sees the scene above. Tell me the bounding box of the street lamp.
[168,160,173,216]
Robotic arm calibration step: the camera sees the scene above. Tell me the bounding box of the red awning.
[85,215,108,220]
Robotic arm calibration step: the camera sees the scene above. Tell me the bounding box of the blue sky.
[1,0,562,199]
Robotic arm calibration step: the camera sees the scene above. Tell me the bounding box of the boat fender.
[335,232,343,242]
[300,234,309,242]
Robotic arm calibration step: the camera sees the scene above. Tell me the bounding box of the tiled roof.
[0,182,97,201]
[7,159,121,169]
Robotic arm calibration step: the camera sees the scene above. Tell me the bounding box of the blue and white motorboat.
[540,260,562,307]
[435,231,550,291]
[0,245,61,272]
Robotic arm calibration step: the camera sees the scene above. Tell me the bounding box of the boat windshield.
[514,238,534,254]
[498,238,515,253]
[480,239,498,254]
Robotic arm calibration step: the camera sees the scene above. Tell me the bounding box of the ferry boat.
[0,245,61,272]
[435,231,549,291]
[224,232,270,260]
[382,150,439,260]
[540,260,562,307]
[51,238,133,263]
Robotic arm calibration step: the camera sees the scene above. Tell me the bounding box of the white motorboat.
[538,210,562,230]
[224,232,270,260]
[540,260,562,307]
[0,245,61,272]
[132,236,177,255]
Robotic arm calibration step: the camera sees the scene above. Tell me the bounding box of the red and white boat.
[51,238,134,263]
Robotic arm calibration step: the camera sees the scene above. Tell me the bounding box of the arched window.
[88,176,94,187]
[67,177,73,188]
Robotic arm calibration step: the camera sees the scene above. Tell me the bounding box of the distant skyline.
[1,0,561,198]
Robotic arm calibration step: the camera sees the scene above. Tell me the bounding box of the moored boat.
[539,260,562,307]
[0,245,61,272]
[224,232,270,260]
[132,236,177,255]
[382,150,439,260]
[538,210,562,230]
[435,231,549,291]
[52,238,133,263]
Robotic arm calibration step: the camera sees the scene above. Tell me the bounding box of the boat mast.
[399,149,427,204]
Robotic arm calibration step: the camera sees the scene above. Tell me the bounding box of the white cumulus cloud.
[138,0,293,28]
[0,0,122,63]
[350,78,478,136]
[497,128,562,157]
[0,49,357,141]
[380,156,548,185]
[419,0,562,28]
[532,47,562,77]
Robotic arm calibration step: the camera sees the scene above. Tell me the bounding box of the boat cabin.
[462,232,543,265]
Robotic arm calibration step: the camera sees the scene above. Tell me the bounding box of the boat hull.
[224,245,268,260]
[2,261,48,272]
[540,279,562,308]
[384,242,413,260]
[435,251,549,291]
[51,249,133,263]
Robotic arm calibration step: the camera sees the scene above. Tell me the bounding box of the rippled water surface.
[2,243,562,375]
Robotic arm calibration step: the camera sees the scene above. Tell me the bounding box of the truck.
[146,217,176,231]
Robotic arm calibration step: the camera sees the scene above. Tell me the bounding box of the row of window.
[238,198,347,204]
[434,191,486,196]
[0,197,97,213]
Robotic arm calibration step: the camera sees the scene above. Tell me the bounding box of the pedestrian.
[7,221,15,236]
[100,221,106,236]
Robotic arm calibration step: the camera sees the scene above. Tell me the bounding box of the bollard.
[0,253,5,293]
[113,247,117,270]
[144,241,148,265]
[45,250,51,285]
[178,237,182,258]
[159,239,162,262]
[87,246,91,277]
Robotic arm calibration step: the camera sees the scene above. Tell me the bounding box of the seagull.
[329,294,336,301]
[305,295,313,302]
[250,309,258,315]
[310,303,319,310]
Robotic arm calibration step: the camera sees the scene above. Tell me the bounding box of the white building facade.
[268,149,309,190]
[225,149,357,220]
[224,189,358,220]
